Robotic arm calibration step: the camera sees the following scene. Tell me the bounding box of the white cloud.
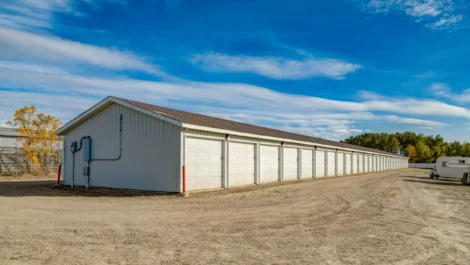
[0,69,460,141]
[2,69,469,119]
[0,27,165,76]
[429,82,470,103]
[429,14,463,29]
[0,60,68,74]
[0,0,125,29]
[190,52,362,80]
[383,115,445,127]
[361,0,463,30]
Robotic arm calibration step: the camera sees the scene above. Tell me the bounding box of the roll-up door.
[301,149,313,178]
[228,142,255,187]
[368,156,372,172]
[352,154,358,174]
[337,153,344,176]
[185,137,223,191]
[345,153,351,175]
[358,154,363,173]
[283,147,298,181]
[315,150,325,178]
[260,145,279,183]
[364,155,369,173]
[327,151,336,176]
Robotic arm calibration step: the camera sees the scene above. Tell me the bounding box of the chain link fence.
[0,147,61,176]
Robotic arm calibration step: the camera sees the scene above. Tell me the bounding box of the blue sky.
[0,0,470,141]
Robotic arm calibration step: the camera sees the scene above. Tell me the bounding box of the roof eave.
[56,96,183,135]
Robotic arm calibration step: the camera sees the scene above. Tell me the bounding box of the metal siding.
[315,150,325,178]
[301,149,313,178]
[63,103,181,192]
[0,136,18,148]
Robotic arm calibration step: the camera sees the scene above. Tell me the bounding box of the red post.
[182,165,186,193]
[57,164,62,185]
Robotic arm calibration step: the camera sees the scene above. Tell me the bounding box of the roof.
[117,98,401,157]
[57,96,403,157]
[0,127,19,137]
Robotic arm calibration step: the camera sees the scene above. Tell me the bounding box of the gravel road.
[1,168,469,265]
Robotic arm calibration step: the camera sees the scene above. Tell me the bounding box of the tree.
[344,132,469,163]
[406,145,418,163]
[7,106,62,174]
[415,140,432,163]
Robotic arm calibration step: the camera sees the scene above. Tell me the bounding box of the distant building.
[0,127,21,149]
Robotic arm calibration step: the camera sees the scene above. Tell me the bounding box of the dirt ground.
[1,168,470,265]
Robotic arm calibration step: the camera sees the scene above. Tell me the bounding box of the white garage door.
[337,153,344,176]
[352,154,358,174]
[283,147,298,181]
[345,153,351,175]
[228,142,255,187]
[364,156,369,173]
[315,150,325,178]
[260,145,279,183]
[368,156,372,172]
[327,151,336,177]
[358,155,363,173]
[185,138,222,191]
[301,149,313,178]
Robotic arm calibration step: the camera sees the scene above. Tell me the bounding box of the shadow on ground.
[402,178,462,186]
[0,180,176,197]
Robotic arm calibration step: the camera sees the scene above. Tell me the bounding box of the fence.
[408,163,435,169]
[0,147,61,176]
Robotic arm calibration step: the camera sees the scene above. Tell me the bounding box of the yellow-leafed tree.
[7,106,62,174]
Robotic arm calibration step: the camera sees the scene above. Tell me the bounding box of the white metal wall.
[63,103,181,192]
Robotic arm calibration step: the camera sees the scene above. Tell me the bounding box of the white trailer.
[431,156,470,185]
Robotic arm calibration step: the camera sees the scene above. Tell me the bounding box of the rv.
[431,156,470,185]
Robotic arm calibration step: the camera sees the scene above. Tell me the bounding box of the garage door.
[337,153,344,176]
[368,156,372,172]
[364,156,369,173]
[327,151,335,177]
[315,150,325,178]
[301,149,313,178]
[185,138,222,191]
[345,153,351,175]
[352,154,358,174]
[260,145,279,183]
[361,156,364,171]
[283,147,298,181]
[228,142,255,187]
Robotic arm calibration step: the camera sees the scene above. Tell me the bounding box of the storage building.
[56,96,409,193]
